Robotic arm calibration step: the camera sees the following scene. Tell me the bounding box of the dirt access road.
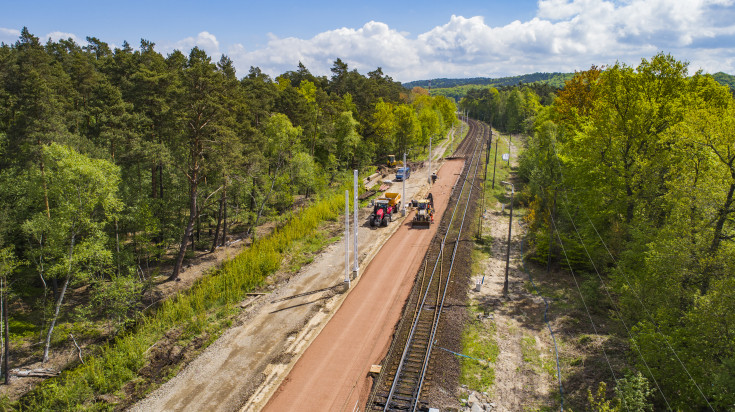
[467,133,556,411]
[263,158,465,412]
[131,131,460,412]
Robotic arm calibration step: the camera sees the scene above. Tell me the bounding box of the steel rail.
[379,120,486,411]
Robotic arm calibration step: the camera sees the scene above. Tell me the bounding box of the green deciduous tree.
[26,143,121,362]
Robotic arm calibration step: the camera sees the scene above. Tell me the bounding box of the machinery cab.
[395,166,410,181]
[371,199,392,227]
[387,155,403,167]
[411,193,434,228]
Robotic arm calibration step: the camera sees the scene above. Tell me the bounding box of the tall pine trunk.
[170,171,198,281]
[211,188,224,252]
[221,185,227,247]
[43,234,74,363]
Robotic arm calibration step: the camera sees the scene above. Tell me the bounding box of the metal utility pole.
[428,134,433,184]
[492,137,499,189]
[353,170,359,278]
[501,181,514,296]
[345,190,350,287]
[402,153,407,216]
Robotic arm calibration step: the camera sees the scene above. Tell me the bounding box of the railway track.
[367,119,490,411]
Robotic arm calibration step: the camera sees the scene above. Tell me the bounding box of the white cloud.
[172,31,220,57]
[44,31,87,46]
[5,0,735,81]
[228,21,419,80]
[225,0,735,81]
[0,27,21,45]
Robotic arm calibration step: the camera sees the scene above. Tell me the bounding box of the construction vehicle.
[370,192,401,227]
[395,166,410,181]
[387,155,403,167]
[412,193,434,228]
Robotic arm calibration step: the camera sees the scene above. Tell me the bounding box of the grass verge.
[459,304,499,392]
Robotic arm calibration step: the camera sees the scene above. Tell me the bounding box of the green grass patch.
[459,305,499,392]
[521,334,558,379]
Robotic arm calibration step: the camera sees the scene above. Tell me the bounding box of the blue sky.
[2,0,734,82]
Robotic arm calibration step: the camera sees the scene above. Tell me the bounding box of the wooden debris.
[12,368,59,378]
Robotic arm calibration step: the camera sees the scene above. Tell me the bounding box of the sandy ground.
[263,158,465,412]
[468,133,555,411]
[130,131,460,412]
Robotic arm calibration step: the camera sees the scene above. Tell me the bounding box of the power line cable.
[519,225,564,411]
[560,205,669,412]
[583,212,715,411]
[547,131,714,410]
[550,216,627,407]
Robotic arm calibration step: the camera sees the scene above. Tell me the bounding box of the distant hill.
[713,72,735,91]
[403,72,573,90]
[404,71,735,100]
[403,72,573,100]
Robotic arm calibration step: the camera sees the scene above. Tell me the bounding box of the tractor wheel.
[370,218,375,227]
[382,217,388,227]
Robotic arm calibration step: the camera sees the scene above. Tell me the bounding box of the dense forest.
[0,26,458,389]
[457,83,558,134]
[470,54,734,409]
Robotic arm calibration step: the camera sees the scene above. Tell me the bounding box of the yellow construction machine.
[412,193,434,228]
[387,155,403,167]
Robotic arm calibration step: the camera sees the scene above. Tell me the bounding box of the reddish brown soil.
[263,159,466,412]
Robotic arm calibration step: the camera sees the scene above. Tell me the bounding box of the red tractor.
[370,193,401,227]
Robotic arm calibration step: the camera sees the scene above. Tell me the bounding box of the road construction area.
[263,158,464,412]
[131,132,462,412]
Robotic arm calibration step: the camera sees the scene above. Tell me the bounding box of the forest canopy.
[512,54,735,409]
[0,28,457,370]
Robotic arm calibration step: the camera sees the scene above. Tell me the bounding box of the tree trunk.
[248,166,280,238]
[221,185,228,247]
[196,211,201,244]
[3,280,8,385]
[211,189,224,252]
[115,219,120,275]
[170,178,198,281]
[43,234,74,363]
[3,279,10,385]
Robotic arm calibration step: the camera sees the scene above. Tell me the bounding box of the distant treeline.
[403,72,573,90]
[407,70,735,101]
